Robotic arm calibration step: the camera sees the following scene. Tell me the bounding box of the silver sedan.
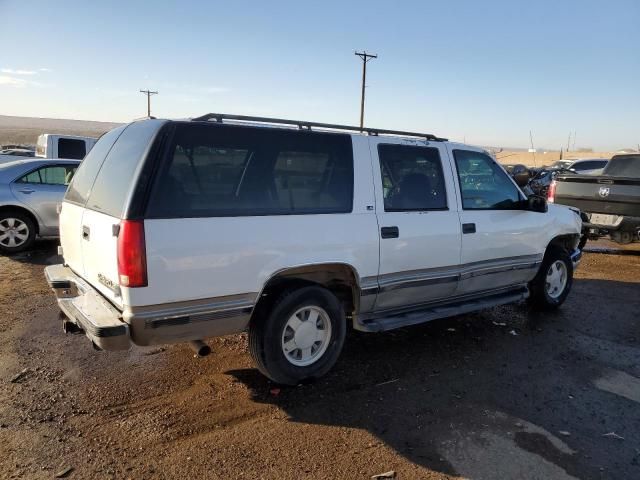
[0,159,79,254]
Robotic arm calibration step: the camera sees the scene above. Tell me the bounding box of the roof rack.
[190,113,447,142]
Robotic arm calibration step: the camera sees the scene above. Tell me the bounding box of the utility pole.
[354,51,377,130]
[566,131,572,152]
[139,89,158,117]
[529,130,537,166]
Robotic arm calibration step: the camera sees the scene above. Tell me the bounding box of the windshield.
[603,155,640,177]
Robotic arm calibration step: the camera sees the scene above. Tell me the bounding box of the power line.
[354,51,377,130]
[139,89,158,117]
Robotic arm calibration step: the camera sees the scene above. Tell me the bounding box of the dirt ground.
[0,241,638,480]
[0,116,120,147]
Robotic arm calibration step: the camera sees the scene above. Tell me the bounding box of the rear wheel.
[249,286,346,385]
[528,247,573,310]
[611,230,634,245]
[0,211,36,254]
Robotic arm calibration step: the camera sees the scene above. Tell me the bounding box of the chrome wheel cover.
[281,306,332,367]
[0,218,29,248]
[545,260,568,299]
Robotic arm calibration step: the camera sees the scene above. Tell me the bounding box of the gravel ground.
[0,240,638,479]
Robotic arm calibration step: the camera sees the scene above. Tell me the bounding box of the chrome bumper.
[570,248,582,269]
[44,264,130,351]
[45,264,252,351]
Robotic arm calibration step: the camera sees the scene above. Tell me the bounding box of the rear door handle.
[462,223,476,234]
[381,226,399,239]
[82,225,90,240]
[18,188,35,194]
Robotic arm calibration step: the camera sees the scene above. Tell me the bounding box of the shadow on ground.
[230,277,640,479]
[7,239,60,266]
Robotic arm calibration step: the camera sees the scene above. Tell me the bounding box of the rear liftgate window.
[57,138,86,159]
[146,124,354,217]
[65,126,126,206]
[84,121,163,217]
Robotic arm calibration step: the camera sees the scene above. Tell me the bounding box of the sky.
[0,0,638,150]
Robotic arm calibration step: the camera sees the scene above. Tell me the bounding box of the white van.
[45,114,582,385]
[36,134,97,160]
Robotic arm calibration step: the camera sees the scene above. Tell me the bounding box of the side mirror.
[527,195,548,213]
[510,164,531,187]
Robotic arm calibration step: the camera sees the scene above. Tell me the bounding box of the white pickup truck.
[46,114,582,385]
[36,134,97,160]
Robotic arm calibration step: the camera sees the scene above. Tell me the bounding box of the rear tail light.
[547,180,557,203]
[117,220,147,287]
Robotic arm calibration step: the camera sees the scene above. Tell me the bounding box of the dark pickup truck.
[549,154,640,245]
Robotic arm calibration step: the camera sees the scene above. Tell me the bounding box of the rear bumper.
[583,214,640,232]
[45,264,253,351]
[44,264,130,350]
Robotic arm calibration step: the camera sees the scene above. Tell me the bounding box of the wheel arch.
[250,263,362,326]
[546,233,580,254]
[0,204,40,235]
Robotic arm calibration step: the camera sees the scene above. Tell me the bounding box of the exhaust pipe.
[62,318,82,334]
[189,340,211,357]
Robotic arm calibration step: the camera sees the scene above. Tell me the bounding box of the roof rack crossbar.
[190,113,447,141]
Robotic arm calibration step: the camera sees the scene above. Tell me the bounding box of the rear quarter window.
[146,124,354,218]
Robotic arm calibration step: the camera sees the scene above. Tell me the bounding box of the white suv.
[46,114,582,385]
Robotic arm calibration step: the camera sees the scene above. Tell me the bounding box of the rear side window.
[65,126,125,205]
[378,144,447,211]
[86,121,163,217]
[146,124,354,217]
[58,138,86,159]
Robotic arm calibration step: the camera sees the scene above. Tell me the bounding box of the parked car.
[45,114,582,385]
[509,162,607,200]
[0,158,79,253]
[550,158,609,175]
[550,154,640,245]
[35,134,97,160]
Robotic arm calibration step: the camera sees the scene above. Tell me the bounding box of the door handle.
[18,188,35,194]
[462,223,476,234]
[82,225,90,240]
[381,226,399,239]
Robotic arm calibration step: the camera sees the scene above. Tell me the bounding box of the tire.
[528,247,573,310]
[249,286,346,385]
[0,211,36,254]
[611,231,634,245]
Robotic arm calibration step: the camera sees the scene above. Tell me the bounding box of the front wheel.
[528,248,573,310]
[249,286,346,385]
